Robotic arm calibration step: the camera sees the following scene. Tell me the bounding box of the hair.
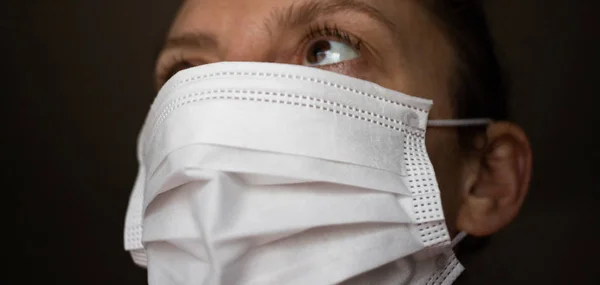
[422,0,508,151]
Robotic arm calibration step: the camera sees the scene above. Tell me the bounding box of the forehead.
[171,0,432,36]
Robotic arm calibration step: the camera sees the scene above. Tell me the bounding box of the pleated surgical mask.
[124,62,488,285]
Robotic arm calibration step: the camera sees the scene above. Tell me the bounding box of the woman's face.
[155,0,532,236]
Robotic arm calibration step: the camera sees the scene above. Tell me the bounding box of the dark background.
[6,0,600,284]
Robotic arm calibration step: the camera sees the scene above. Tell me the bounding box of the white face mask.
[124,62,488,285]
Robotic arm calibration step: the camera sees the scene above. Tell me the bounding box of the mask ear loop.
[451,231,468,248]
[427,118,492,127]
[424,118,488,247]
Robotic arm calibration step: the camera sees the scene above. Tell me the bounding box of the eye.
[158,61,194,85]
[303,40,359,66]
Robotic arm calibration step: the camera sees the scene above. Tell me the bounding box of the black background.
[6,0,600,284]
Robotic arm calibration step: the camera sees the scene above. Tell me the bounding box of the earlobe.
[456,122,532,237]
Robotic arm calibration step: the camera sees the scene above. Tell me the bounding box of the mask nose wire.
[426,118,492,127]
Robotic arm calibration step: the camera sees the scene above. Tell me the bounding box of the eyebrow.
[160,0,395,57]
[272,0,396,32]
[163,31,219,51]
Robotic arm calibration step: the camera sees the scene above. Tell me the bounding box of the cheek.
[425,128,464,229]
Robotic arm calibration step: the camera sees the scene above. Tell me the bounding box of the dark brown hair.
[423,0,507,150]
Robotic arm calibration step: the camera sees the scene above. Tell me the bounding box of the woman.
[124,0,532,284]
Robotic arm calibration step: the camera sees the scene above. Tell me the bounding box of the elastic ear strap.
[451,231,468,248]
[427,118,492,127]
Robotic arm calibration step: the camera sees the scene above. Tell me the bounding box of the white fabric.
[124,62,466,285]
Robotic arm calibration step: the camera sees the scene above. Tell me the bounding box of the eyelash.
[157,24,364,85]
[302,23,363,52]
[157,53,190,85]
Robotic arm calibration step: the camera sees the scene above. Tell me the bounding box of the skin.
[155,0,532,238]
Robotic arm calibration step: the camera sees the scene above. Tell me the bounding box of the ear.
[456,122,532,237]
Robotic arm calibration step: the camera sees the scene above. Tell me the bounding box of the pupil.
[307,40,331,64]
